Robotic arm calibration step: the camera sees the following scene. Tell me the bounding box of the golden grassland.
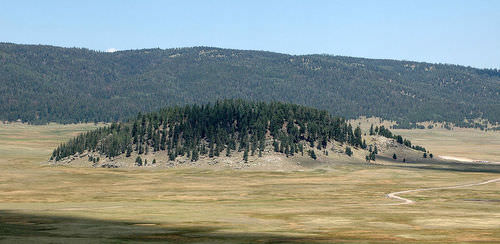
[0,123,499,243]
[393,128,500,163]
[352,117,500,162]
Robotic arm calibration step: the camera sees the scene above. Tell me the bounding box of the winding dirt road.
[385,178,500,205]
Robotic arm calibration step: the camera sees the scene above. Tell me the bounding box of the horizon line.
[2,41,498,71]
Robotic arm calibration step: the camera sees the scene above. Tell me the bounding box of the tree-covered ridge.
[51,100,364,162]
[1,42,499,125]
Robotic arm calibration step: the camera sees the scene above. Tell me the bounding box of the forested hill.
[1,42,499,125]
[51,100,364,162]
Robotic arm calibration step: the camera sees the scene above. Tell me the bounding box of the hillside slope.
[1,42,499,124]
[50,100,430,169]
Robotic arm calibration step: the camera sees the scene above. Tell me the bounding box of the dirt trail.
[385,178,500,205]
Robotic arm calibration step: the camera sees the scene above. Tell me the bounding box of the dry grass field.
[393,128,500,163]
[0,123,499,243]
[352,117,500,163]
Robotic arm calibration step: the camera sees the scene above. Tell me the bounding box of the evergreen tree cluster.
[371,124,426,152]
[51,100,363,162]
[1,43,499,125]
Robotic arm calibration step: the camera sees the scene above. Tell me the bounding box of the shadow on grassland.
[377,156,500,174]
[0,210,328,243]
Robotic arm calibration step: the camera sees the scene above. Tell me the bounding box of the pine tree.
[191,148,199,161]
[258,140,265,157]
[396,135,403,144]
[168,152,175,161]
[243,148,249,162]
[135,156,142,166]
[209,145,214,158]
[126,145,132,157]
[353,126,362,147]
[345,146,353,157]
[308,150,317,160]
[138,143,143,154]
[392,153,397,160]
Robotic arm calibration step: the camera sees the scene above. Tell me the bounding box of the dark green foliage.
[243,148,249,162]
[395,135,404,144]
[377,126,393,138]
[191,147,199,161]
[125,145,132,157]
[412,145,426,152]
[345,147,353,157]
[429,153,433,159]
[168,152,175,161]
[403,139,412,147]
[393,153,397,160]
[423,152,428,158]
[393,121,426,129]
[367,151,376,161]
[51,100,360,162]
[135,156,142,166]
[308,150,317,160]
[353,126,363,147]
[376,126,428,154]
[1,43,499,125]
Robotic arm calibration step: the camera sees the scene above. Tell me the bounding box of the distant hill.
[51,100,357,162]
[1,42,499,125]
[51,100,423,168]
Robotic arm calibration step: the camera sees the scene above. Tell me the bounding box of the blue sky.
[1,0,499,68]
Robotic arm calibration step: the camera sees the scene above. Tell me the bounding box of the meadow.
[352,117,500,163]
[394,127,500,163]
[0,123,499,243]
